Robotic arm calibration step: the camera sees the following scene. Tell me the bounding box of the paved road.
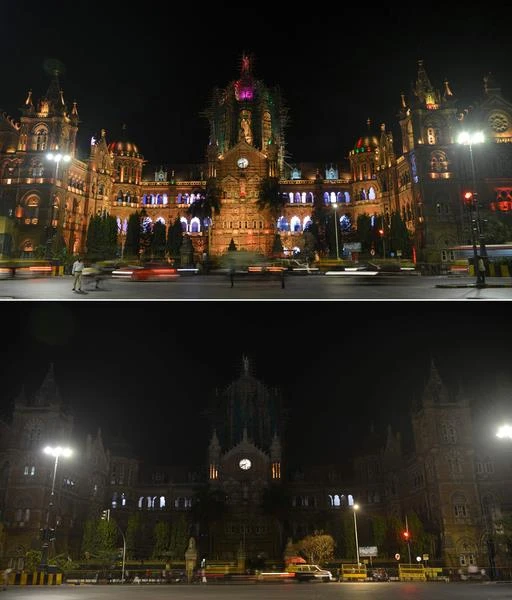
[4,582,512,599]
[1,273,512,300]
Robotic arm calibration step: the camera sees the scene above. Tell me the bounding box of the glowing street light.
[457,131,486,287]
[496,424,512,439]
[353,503,360,566]
[46,152,71,180]
[39,445,73,571]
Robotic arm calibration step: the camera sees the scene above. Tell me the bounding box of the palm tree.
[187,178,221,255]
[256,177,286,254]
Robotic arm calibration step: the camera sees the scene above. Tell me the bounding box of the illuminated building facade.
[1,58,512,264]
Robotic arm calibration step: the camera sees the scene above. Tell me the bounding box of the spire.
[443,79,453,98]
[71,100,78,117]
[45,70,65,111]
[414,59,439,108]
[421,358,451,406]
[484,72,501,96]
[25,90,33,107]
[400,91,407,109]
[32,363,61,407]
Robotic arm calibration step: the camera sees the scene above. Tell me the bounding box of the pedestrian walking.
[2,568,12,590]
[72,256,84,292]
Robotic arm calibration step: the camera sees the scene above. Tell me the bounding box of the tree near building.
[256,177,286,234]
[80,516,117,563]
[150,220,167,258]
[296,531,335,565]
[152,521,170,560]
[166,216,184,262]
[124,212,142,259]
[85,211,118,260]
[390,211,412,258]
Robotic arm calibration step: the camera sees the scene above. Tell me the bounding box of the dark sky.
[2,302,512,469]
[1,4,511,166]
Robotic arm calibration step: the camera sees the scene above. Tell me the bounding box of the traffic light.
[463,191,474,205]
[48,528,56,542]
[101,509,110,521]
[402,530,410,542]
[378,228,384,236]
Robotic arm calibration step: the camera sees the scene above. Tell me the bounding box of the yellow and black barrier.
[10,571,62,585]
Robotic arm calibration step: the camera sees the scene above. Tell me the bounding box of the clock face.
[239,458,252,470]
[237,157,249,169]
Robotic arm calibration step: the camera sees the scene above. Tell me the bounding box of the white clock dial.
[239,458,252,470]
[237,157,249,169]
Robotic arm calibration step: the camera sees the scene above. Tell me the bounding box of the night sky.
[1,4,511,166]
[1,302,511,469]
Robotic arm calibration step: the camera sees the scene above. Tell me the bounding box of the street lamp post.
[46,152,71,181]
[39,446,73,571]
[353,504,360,566]
[332,203,340,260]
[457,131,486,287]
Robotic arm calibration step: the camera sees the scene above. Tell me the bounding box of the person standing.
[72,256,84,292]
[2,568,12,590]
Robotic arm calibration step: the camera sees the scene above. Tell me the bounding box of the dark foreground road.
[1,273,512,300]
[5,582,512,600]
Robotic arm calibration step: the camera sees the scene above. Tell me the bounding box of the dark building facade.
[1,57,512,266]
[0,358,511,573]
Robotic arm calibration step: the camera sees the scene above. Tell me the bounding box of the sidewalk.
[436,276,512,289]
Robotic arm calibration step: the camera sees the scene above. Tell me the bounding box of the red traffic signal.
[463,191,474,204]
[378,229,384,236]
[403,530,410,541]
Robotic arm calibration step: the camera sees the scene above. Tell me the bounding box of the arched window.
[290,216,301,232]
[323,192,330,205]
[277,216,289,232]
[25,196,39,224]
[307,192,314,203]
[294,192,301,204]
[180,217,188,232]
[452,493,468,518]
[190,217,201,233]
[159,496,166,509]
[33,125,48,151]
[303,216,312,230]
[345,191,351,203]
[117,217,121,233]
[368,186,376,200]
[162,193,168,205]
[288,192,294,203]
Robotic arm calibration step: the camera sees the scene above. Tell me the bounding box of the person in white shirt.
[72,257,84,291]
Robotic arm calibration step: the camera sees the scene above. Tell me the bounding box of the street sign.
[422,554,429,561]
[395,553,400,560]
[359,546,378,557]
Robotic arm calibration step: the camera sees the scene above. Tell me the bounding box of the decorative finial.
[71,100,78,116]
[25,90,33,106]
[443,79,453,97]
[400,92,406,108]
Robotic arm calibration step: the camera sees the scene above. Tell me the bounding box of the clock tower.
[204,55,288,255]
[205,357,285,561]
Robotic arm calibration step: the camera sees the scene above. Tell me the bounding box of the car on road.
[112,262,179,281]
[287,564,335,582]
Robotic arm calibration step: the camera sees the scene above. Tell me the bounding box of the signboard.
[344,242,362,252]
[422,554,429,561]
[395,553,401,560]
[359,546,378,557]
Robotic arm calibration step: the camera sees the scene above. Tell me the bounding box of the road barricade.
[341,564,367,581]
[398,564,426,581]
